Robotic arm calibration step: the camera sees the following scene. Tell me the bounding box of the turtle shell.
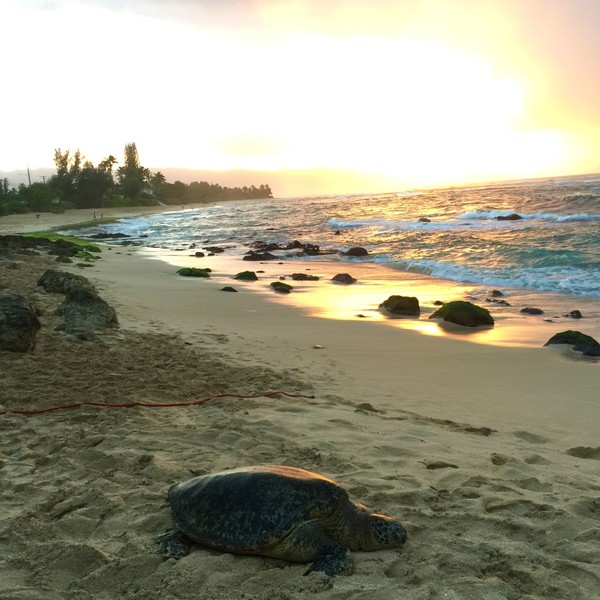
[168,465,346,552]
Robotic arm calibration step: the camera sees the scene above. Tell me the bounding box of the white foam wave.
[373,257,600,297]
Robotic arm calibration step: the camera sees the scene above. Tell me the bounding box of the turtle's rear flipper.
[154,529,190,559]
[304,545,353,577]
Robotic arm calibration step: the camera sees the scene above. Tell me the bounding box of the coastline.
[1,210,600,599]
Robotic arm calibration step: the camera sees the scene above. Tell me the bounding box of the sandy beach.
[1,209,599,600]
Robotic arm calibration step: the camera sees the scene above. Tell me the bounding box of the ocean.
[67,174,600,348]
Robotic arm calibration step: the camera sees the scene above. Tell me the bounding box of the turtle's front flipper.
[154,529,190,559]
[304,545,353,577]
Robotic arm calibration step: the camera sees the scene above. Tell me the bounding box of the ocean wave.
[372,257,600,297]
[457,209,600,222]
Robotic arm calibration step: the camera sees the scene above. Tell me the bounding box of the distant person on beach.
[92,210,96,219]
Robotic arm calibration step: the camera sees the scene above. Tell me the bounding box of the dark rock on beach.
[379,295,420,317]
[565,310,583,319]
[331,273,357,285]
[270,281,293,294]
[88,232,130,239]
[176,267,211,277]
[56,288,119,334]
[418,217,431,223]
[489,290,504,297]
[342,246,369,257]
[544,330,600,357]
[37,269,97,294]
[290,273,320,281]
[495,213,523,221]
[234,271,258,281]
[0,293,41,352]
[430,300,494,327]
[520,307,544,315]
[244,251,278,261]
[221,286,238,292]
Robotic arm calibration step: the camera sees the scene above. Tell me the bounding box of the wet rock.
[176,267,211,277]
[234,271,258,281]
[379,295,420,316]
[418,217,431,223]
[342,247,369,257]
[520,307,544,315]
[430,300,494,327]
[331,273,357,285]
[565,310,583,319]
[243,251,278,261]
[291,273,320,281]
[270,281,293,294]
[544,330,600,357]
[88,232,130,239]
[496,213,523,221]
[221,286,238,292]
[0,293,41,352]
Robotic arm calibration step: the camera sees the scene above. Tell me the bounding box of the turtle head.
[365,514,407,550]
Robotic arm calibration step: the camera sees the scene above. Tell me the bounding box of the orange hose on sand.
[0,391,315,416]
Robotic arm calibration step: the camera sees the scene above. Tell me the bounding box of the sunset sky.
[4,0,600,195]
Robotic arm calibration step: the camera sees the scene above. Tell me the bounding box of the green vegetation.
[176,267,212,278]
[0,143,273,217]
[24,231,102,253]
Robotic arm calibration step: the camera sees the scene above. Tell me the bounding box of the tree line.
[0,143,273,216]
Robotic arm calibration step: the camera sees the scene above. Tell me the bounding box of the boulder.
[429,300,494,327]
[291,273,320,281]
[418,217,431,223]
[176,267,211,277]
[56,288,118,333]
[520,307,544,315]
[565,310,583,319]
[331,273,357,285]
[544,330,600,357]
[496,213,523,221]
[221,286,238,292]
[379,295,420,316]
[270,281,293,294]
[0,293,41,352]
[243,251,278,261]
[37,269,97,294]
[342,247,369,257]
[234,271,258,281]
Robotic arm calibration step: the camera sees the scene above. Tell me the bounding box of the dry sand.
[1,210,599,600]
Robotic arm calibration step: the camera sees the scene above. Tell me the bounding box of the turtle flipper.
[154,529,190,559]
[304,545,353,577]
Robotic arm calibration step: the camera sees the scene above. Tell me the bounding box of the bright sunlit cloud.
[2,0,600,193]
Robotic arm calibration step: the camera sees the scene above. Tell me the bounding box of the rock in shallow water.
[429,300,494,327]
[379,295,420,317]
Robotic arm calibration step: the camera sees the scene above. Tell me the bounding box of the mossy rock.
[234,271,258,281]
[429,300,494,327]
[75,250,101,261]
[379,295,420,316]
[176,267,211,278]
[544,330,600,357]
[270,281,293,294]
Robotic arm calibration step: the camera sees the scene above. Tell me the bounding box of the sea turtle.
[155,464,407,576]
